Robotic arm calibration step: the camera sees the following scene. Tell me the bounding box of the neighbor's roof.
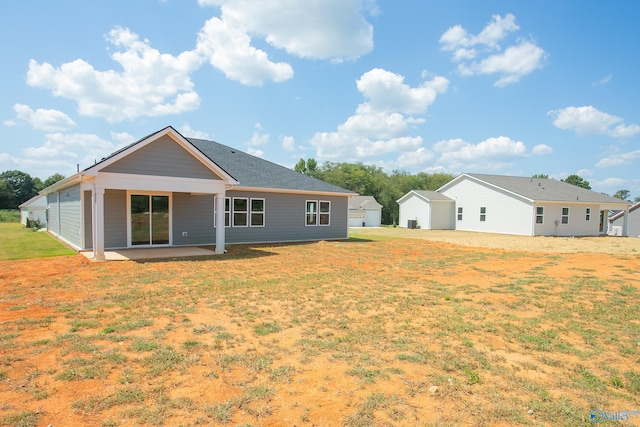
[348,195,382,210]
[609,201,640,221]
[188,137,355,195]
[397,190,453,203]
[18,194,46,208]
[446,173,631,205]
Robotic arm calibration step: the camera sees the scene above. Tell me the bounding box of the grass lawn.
[1,232,639,426]
[0,222,76,261]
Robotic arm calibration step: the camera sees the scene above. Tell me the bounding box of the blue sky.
[2,1,639,197]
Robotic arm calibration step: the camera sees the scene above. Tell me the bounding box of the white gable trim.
[439,174,533,204]
[84,127,238,185]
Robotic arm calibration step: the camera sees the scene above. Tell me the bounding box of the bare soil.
[1,230,639,426]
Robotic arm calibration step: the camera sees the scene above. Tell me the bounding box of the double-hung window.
[214,197,231,227]
[480,207,487,222]
[306,200,330,226]
[233,198,248,227]
[585,207,591,221]
[216,196,265,227]
[536,206,544,224]
[457,207,463,221]
[561,207,569,224]
[250,199,265,227]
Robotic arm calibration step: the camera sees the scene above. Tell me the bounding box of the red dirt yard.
[1,230,639,426]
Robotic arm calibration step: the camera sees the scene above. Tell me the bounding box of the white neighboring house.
[348,196,382,227]
[437,173,631,236]
[609,201,640,237]
[397,190,455,229]
[19,194,47,227]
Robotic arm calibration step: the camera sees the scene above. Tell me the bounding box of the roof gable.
[349,196,382,209]
[85,126,236,183]
[397,190,453,204]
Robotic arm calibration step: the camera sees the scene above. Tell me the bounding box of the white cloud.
[596,149,640,168]
[247,123,269,146]
[548,106,640,138]
[199,0,375,61]
[196,16,293,85]
[26,27,201,122]
[395,147,434,169]
[433,136,527,171]
[532,144,553,155]
[440,14,546,86]
[179,124,210,140]
[309,68,448,161]
[10,104,76,131]
[281,135,295,151]
[462,41,547,87]
[593,74,612,86]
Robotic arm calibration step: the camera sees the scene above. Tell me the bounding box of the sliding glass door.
[130,194,170,246]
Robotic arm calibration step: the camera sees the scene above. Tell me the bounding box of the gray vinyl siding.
[83,191,93,249]
[104,190,127,249]
[58,184,82,247]
[173,193,216,245]
[48,192,59,235]
[102,135,221,180]
[221,191,349,244]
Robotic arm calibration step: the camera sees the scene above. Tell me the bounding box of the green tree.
[561,174,591,190]
[43,173,66,188]
[613,189,630,201]
[294,159,319,177]
[0,170,37,209]
[0,180,12,209]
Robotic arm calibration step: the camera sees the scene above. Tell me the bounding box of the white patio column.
[215,192,226,254]
[622,208,629,237]
[94,188,106,261]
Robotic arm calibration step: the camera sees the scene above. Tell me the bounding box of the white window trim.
[561,207,569,224]
[319,201,331,227]
[585,207,591,221]
[213,196,231,228]
[536,206,544,224]
[305,200,318,226]
[232,197,249,227]
[457,207,463,221]
[480,206,487,222]
[250,198,265,227]
[305,200,331,226]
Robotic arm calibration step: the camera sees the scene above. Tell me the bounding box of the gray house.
[40,126,355,260]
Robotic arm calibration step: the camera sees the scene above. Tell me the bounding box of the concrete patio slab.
[80,247,217,261]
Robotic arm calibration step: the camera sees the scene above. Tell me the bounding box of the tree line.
[0,170,65,209]
[295,159,455,225]
[296,160,639,225]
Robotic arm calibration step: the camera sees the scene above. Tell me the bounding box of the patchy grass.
[1,232,639,426]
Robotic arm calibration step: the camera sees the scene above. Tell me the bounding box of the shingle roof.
[610,201,640,220]
[349,196,382,209]
[413,190,454,201]
[187,137,354,195]
[464,173,630,204]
